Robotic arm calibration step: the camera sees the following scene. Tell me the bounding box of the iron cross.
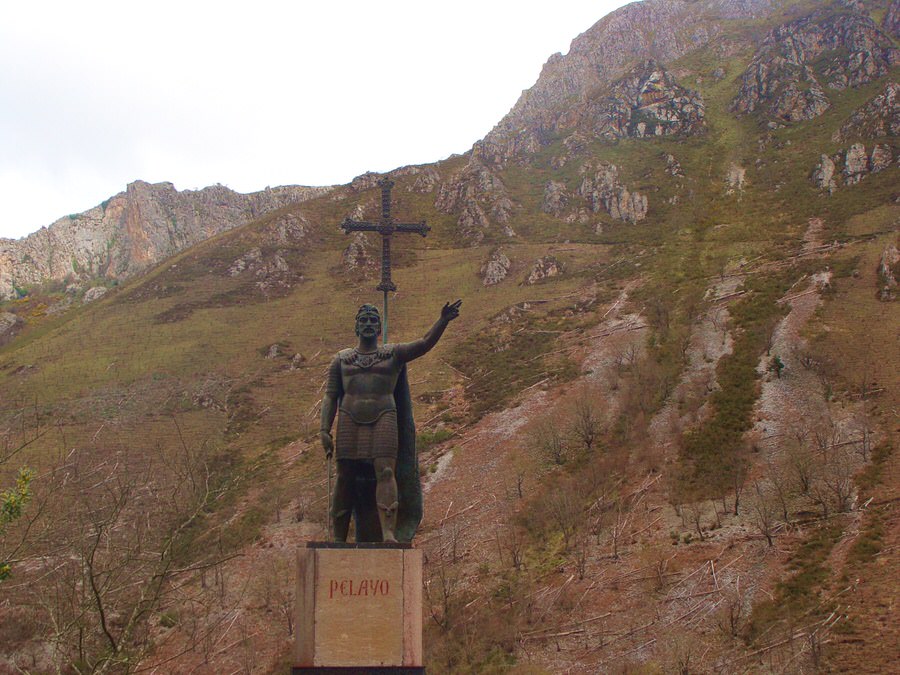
[341,177,430,343]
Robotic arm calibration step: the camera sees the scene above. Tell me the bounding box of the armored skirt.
[335,409,399,461]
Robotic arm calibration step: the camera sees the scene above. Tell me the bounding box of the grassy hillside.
[0,0,897,672]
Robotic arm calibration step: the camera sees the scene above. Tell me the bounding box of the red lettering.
[327,578,391,599]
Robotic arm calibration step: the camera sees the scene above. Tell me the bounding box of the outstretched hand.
[441,299,462,322]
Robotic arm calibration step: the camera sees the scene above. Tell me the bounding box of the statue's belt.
[338,405,397,425]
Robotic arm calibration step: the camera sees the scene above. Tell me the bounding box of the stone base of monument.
[293,542,424,674]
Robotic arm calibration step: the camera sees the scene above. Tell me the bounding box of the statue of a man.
[320,300,461,543]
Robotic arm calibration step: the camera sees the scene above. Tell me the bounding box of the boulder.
[878,243,899,301]
[870,144,892,172]
[480,250,512,286]
[665,154,685,177]
[725,164,747,194]
[342,233,375,272]
[812,155,838,193]
[843,143,868,184]
[525,256,563,285]
[0,311,21,338]
[542,181,570,216]
[884,0,900,38]
[83,286,108,303]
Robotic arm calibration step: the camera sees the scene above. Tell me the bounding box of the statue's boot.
[377,500,399,543]
[376,462,399,543]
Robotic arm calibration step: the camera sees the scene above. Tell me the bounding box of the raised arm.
[394,300,462,363]
[319,356,343,457]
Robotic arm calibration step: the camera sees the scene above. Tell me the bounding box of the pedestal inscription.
[294,543,423,671]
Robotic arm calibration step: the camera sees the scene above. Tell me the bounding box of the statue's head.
[355,304,382,339]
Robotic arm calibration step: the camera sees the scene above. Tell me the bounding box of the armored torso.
[334,346,402,424]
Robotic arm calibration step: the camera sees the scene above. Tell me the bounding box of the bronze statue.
[321,300,461,543]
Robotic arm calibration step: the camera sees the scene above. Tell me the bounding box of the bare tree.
[530,417,569,466]
[822,448,856,513]
[717,576,747,637]
[750,481,779,546]
[547,487,581,551]
[496,524,525,573]
[686,502,706,542]
[424,524,463,632]
[787,444,816,496]
[766,457,792,522]
[570,389,602,455]
[24,425,236,673]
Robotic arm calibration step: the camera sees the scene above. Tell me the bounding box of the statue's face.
[355,311,381,339]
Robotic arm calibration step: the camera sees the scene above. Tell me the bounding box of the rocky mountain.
[0,180,330,300]
[0,0,897,673]
[475,0,775,165]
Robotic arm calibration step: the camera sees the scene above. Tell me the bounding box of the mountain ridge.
[0,180,331,300]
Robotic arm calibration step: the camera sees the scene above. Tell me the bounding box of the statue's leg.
[374,457,398,543]
[332,460,355,542]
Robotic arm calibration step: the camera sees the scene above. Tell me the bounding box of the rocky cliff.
[475,0,775,164]
[0,181,330,300]
[732,6,899,125]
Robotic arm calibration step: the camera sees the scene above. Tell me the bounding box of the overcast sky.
[0,0,630,240]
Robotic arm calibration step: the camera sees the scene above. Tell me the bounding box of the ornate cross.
[341,178,430,343]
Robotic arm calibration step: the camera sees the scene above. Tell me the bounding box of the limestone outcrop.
[82,287,108,303]
[725,164,747,195]
[227,246,298,296]
[525,256,563,285]
[0,311,22,346]
[477,0,774,163]
[576,61,706,141]
[883,0,900,38]
[0,181,329,300]
[480,250,512,286]
[833,81,899,142]
[878,243,899,301]
[435,161,515,244]
[341,233,376,273]
[810,143,895,192]
[543,181,571,216]
[812,155,838,193]
[578,163,648,223]
[732,9,898,126]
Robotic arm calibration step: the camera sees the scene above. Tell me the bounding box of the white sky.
[0,0,629,240]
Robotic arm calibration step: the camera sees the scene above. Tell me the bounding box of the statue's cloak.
[394,363,422,542]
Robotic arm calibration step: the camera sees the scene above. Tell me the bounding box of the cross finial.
[340,176,430,343]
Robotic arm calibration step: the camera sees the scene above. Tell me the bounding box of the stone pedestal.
[293,542,423,674]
